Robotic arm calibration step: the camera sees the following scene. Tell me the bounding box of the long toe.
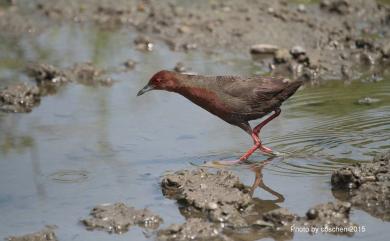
[259,148,283,157]
[258,145,273,153]
[196,159,245,168]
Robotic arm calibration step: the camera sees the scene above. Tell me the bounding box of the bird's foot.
[258,144,273,153]
[260,150,285,157]
[262,151,283,157]
[192,145,283,168]
[257,144,284,156]
[207,159,245,167]
[191,159,247,168]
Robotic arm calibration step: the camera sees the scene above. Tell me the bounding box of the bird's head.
[137,70,178,96]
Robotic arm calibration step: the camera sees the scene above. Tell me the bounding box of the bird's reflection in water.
[198,156,285,213]
[245,156,284,218]
[227,157,293,241]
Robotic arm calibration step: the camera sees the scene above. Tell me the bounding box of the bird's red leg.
[204,109,281,166]
[253,108,281,154]
[238,108,281,162]
[207,131,261,165]
[238,132,261,161]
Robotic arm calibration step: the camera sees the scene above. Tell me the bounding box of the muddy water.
[0,24,389,241]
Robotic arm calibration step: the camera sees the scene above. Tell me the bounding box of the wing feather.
[216,76,287,101]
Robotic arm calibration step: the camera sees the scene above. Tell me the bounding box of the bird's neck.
[173,76,226,113]
[167,74,231,119]
[171,74,208,96]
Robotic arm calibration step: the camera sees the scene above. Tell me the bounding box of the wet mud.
[5,226,58,241]
[0,62,116,113]
[6,0,387,82]
[27,63,114,89]
[26,63,70,96]
[161,168,252,227]
[81,202,163,234]
[70,63,114,87]
[5,167,360,241]
[296,202,356,236]
[161,167,359,240]
[157,218,231,241]
[0,84,41,113]
[332,151,390,221]
[123,59,137,70]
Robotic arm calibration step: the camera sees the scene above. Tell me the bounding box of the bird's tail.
[277,80,303,102]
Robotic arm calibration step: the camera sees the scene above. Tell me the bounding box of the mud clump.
[134,35,154,52]
[331,151,390,188]
[26,63,70,96]
[162,168,359,239]
[157,218,231,241]
[27,62,115,89]
[123,59,136,70]
[26,63,69,85]
[268,45,317,82]
[161,169,252,209]
[253,203,355,237]
[70,62,114,87]
[250,44,279,55]
[82,203,162,233]
[351,182,390,221]
[331,151,390,221]
[161,169,252,227]
[249,208,296,240]
[173,62,192,74]
[5,226,58,241]
[82,203,162,234]
[297,202,356,236]
[161,168,296,239]
[261,208,296,228]
[320,0,351,15]
[0,84,41,113]
[0,62,115,113]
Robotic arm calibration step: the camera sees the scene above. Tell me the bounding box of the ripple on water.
[262,80,390,177]
[49,170,89,183]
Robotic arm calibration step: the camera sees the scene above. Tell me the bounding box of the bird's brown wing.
[217,76,291,99]
[215,75,298,113]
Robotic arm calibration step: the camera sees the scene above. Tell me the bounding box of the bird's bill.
[137,84,154,96]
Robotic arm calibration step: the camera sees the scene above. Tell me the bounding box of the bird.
[137,70,302,164]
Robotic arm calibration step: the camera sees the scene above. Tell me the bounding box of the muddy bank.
[5,226,58,241]
[4,0,387,82]
[0,84,41,113]
[26,62,115,90]
[161,168,357,240]
[81,202,162,234]
[157,204,355,241]
[295,202,356,236]
[0,62,116,113]
[162,169,252,227]
[331,151,390,221]
[161,168,263,232]
[157,218,231,241]
[4,167,360,241]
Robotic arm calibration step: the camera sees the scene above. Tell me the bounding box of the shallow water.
[0,23,389,241]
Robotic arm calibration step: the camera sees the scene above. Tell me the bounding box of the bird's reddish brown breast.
[176,86,233,119]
